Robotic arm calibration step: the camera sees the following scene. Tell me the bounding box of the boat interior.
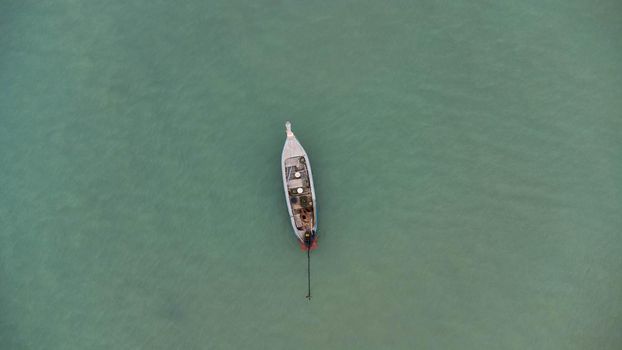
[284,156,315,232]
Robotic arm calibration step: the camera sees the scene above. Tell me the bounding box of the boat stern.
[298,229,318,251]
[299,238,319,251]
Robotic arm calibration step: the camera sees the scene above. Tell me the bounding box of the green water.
[2,1,622,349]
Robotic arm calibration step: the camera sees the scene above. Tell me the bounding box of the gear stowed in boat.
[281,121,318,250]
[281,121,318,299]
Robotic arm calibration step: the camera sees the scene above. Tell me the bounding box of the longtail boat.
[281,121,317,298]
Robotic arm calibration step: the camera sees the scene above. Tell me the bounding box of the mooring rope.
[305,244,311,300]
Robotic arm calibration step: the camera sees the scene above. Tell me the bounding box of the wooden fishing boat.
[281,121,318,251]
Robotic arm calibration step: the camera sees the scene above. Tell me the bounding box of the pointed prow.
[285,121,294,138]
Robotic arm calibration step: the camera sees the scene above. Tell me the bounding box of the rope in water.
[306,244,311,300]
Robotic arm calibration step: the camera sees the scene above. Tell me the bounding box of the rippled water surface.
[1,1,621,349]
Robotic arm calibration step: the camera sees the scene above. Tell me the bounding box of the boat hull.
[281,122,318,249]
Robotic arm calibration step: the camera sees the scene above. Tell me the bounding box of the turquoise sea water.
[1,1,622,349]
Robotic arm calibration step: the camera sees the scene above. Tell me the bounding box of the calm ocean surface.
[1,1,621,349]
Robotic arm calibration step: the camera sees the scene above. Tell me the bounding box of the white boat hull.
[281,122,318,248]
